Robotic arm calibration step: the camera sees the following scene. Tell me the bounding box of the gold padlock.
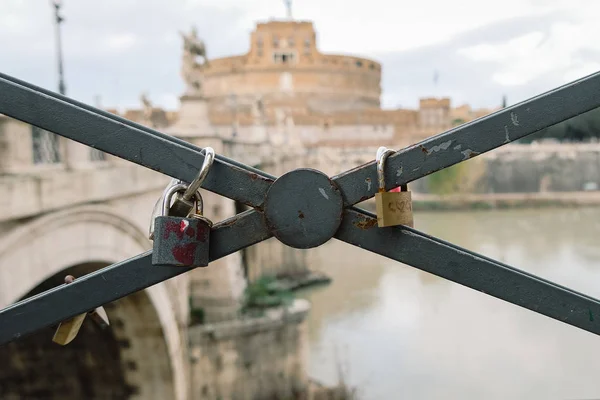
[53,313,87,346]
[374,147,414,228]
[52,275,110,346]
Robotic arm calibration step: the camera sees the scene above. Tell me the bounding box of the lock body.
[152,215,211,267]
[375,190,414,228]
[53,313,87,345]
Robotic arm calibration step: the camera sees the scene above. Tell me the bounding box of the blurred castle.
[109,18,497,149]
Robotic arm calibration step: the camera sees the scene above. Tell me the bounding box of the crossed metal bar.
[1,70,600,345]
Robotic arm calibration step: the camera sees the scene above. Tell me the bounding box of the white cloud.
[196,0,549,56]
[457,2,600,87]
[104,33,137,52]
[1,0,599,111]
[563,62,600,84]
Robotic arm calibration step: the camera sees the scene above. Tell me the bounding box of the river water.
[299,208,600,400]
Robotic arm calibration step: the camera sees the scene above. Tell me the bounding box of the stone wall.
[480,143,600,193]
[188,300,310,400]
[413,144,600,195]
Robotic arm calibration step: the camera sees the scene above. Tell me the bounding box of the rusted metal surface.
[1,70,600,344]
[153,216,211,267]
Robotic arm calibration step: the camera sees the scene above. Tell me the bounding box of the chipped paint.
[396,166,403,177]
[461,149,480,160]
[454,144,462,150]
[429,140,452,153]
[510,112,519,126]
[365,177,372,191]
[504,125,510,143]
[318,187,329,200]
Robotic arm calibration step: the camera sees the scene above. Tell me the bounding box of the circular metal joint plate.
[264,168,344,249]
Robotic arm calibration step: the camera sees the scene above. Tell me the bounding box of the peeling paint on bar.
[429,140,453,153]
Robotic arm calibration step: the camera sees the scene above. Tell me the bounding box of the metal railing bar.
[0,74,273,207]
[0,208,272,345]
[332,71,600,206]
[0,72,274,180]
[336,208,600,337]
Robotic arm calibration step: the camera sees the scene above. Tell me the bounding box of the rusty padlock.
[374,146,414,228]
[149,147,215,240]
[53,275,110,346]
[152,184,212,267]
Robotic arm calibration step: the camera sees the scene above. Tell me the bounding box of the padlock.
[152,184,212,267]
[374,147,414,228]
[53,275,110,346]
[149,147,215,239]
[53,313,86,346]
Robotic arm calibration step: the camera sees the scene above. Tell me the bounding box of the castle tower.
[201,19,382,122]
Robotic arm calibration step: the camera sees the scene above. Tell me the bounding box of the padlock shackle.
[162,184,205,217]
[182,147,215,201]
[376,146,396,192]
[161,184,187,215]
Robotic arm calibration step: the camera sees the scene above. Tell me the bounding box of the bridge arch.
[0,205,189,400]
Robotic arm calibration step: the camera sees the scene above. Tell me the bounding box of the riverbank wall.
[400,143,600,209]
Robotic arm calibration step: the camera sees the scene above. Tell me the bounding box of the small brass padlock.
[53,275,110,346]
[152,185,212,267]
[374,147,414,228]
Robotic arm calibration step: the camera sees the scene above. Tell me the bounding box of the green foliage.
[242,276,294,315]
[452,118,466,127]
[189,296,205,325]
[190,308,204,324]
[426,163,466,195]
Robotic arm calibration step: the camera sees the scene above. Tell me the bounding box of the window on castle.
[273,35,279,48]
[273,51,295,64]
[257,36,263,48]
[288,36,295,46]
[356,60,363,67]
[369,63,375,70]
[31,125,61,164]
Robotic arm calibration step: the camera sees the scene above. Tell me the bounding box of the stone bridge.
[0,113,312,400]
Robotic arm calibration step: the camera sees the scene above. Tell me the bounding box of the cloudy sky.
[2,0,599,111]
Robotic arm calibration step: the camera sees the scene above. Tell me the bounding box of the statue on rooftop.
[180,26,209,96]
[140,92,152,121]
